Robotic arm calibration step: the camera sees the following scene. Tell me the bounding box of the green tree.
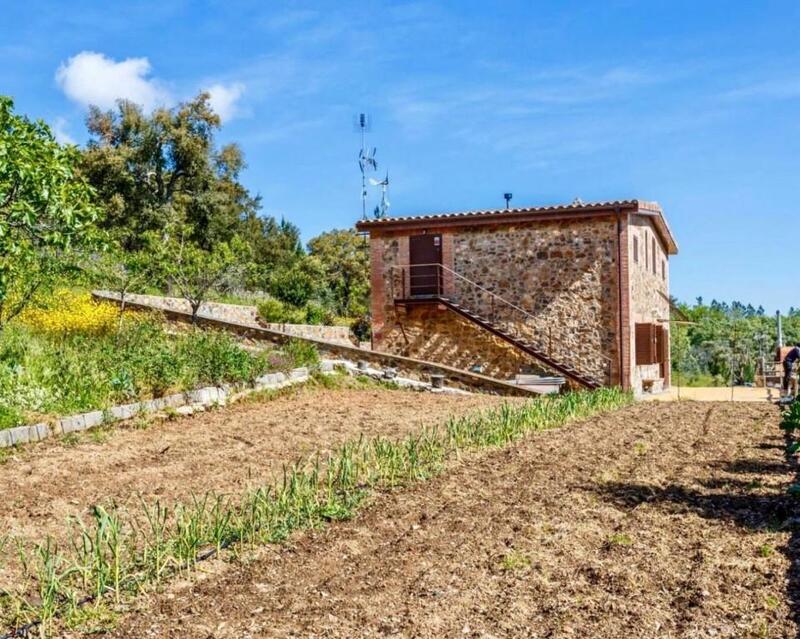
[80,93,257,250]
[671,297,800,386]
[243,216,304,289]
[307,229,369,317]
[268,256,324,308]
[0,96,100,330]
[89,245,153,316]
[163,235,250,324]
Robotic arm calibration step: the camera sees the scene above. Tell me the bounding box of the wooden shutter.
[635,323,656,365]
[654,325,665,364]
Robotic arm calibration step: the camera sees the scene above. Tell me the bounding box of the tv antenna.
[369,172,390,218]
[356,113,378,220]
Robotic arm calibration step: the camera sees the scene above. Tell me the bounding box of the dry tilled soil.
[106,401,799,639]
[0,384,510,583]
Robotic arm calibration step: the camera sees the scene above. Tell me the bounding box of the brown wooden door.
[409,234,442,296]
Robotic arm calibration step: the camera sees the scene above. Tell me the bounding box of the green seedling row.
[0,387,631,637]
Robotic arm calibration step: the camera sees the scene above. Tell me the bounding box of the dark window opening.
[633,236,639,263]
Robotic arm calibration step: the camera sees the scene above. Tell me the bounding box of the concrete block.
[290,367,308,380]
[60,414,86,434]
[28,423,50,442]
[110,402,141,421]
[319,360,335,373]
[187,387,217,405]
[83,411,104,429]
[162,394,185,409]
[267,372,286,385]
[138,399,158,413]
[8,426,31,445]
[0,429,13,448]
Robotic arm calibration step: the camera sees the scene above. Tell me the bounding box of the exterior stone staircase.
[403,296,603,389]
[392,263,608,390]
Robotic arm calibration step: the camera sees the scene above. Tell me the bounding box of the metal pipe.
[777,311,784,348]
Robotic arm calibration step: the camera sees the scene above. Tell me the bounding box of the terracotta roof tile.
[356,198,678,255]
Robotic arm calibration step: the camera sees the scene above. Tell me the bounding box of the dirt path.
[106,401,798,639]
[0,383,509,557]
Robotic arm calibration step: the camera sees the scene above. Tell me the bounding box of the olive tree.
[163,235,250,325]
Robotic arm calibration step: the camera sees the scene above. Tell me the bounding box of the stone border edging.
[0,367,309,449]
[0,359,470,449]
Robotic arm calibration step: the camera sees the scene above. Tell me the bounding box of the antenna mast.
[356,113,377,220]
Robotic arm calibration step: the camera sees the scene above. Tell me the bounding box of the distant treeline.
[671,298,799,386]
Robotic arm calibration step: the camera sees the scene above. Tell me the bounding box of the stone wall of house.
[451,217,620,383]
[370,216,621,385]
[627,215,671,393]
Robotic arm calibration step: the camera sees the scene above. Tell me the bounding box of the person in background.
[784,343,800,396]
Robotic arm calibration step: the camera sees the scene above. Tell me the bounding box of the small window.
[644,232,649,270]
[651,238,657,274]
[661,259,666,281]
[633,236,639,263]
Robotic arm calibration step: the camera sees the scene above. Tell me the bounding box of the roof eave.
[635,208,679,255]
[355,200,640,233]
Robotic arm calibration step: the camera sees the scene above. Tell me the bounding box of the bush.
[350,316,371,342]
[18,290,121,336]
[268,257,324,307]
[178,330,270,387]
[304,300,334,325]
[0,312,285,428]
[257,298,287,323]
[283,339,320,369]
[0,404,23,430]
[257,298,306,324]
[258,297,338,326]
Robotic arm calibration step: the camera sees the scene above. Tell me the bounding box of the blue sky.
[1,1,798,312]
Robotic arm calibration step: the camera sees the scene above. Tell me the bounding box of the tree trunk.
[191,301,201,326]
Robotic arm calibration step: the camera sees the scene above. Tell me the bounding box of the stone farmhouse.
[356,199,679,395]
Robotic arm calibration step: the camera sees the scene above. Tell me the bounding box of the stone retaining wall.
[92,291,536,398]
[95,291,355,346]
[0,367,310,448]
[260,322,354,346]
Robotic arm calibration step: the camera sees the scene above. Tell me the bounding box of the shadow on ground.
[592,430,800,637]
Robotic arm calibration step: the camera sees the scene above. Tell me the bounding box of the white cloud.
[52,117,76,145]
[205,82,245,122]
[55,51,169,111]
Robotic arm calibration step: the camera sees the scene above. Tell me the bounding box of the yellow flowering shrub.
[19,290,121,335]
